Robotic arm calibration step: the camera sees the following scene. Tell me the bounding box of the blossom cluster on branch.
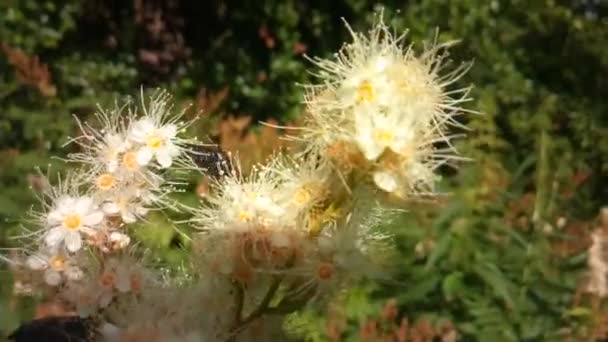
[6,14,472,342]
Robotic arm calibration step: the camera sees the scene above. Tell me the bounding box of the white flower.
[101,133,131,173]
[353,106,416,161]
[45,196,104,252]
[102,192,149,224]
[129,118,180,168]
[193,165,287,232]
[27,250,83,286]
[265,154,331,222]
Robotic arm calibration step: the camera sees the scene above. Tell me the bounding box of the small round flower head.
[32,173,104,253]
[127,90,197,169]
[265,154,332,220]
[26,248,83,286]
[193,161,286,232]
[297,14,471,198]
[99,185,154,224]
[44,195,104,252]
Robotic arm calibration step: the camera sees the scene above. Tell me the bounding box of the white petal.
[160,124,177,139]
[102,202,121,215]
[65,266,84,281]
[166,141,180,156]
[136,147,153,166]
[57,197,76,215]
[373,171,399,193]
[45,227,66,248]
[135,206,149,216]
[155,149,173,168]
[130,119,154,142]
[65,232,83,252]
[47,211,64,225]
[83,211,104,226]
[44,269,62,286]
[359,139,385,160]
[121,211,137,224]
[110,232,131,249]
[107,160,118,173]
[27,254,48,270]
[74,197,94,216]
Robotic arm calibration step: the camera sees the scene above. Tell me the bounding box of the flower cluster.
[15,91,197,314]
[6,16,472,342]
[296,16,471,198]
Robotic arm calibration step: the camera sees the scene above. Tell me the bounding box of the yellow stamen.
[49,255,65,271]
[293,188,312,206]
[96,173,115,190]
[356,80,375,103]
[374,129,394,145]
[63,215,81,230]
[145,133,163,149]
[122,152,138,170]
[238,212,251,222]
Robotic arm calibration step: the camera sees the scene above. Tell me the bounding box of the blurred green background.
[1,0,607,340]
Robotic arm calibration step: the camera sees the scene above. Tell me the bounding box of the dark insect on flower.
[187,144,233,179]
[8,316,91,342]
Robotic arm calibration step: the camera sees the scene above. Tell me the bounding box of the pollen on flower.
[49,255,66,271]
[293,186,313,205]
[145,133,164,149]
[63,215,82,230]
[96,173,116,190]
[356,80,375,103]
[122,152,139,170]
[238,211,252,222]
[373,129,394,145]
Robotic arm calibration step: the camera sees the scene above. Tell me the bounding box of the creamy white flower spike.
[293,15,471,198]
[45,196,104,252]
[193,162,289,232]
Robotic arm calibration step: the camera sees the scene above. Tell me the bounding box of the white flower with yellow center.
[27,250,83,286]
[265,155,330,222]
[129,118,180,168]
[101,189,150,224]
[45,196,104,252]
[193,165,287,232]
[222,183,284,228]
[353,107,416,161]
[337,55,397,109]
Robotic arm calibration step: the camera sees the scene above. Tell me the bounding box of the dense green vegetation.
[1,0,607,340]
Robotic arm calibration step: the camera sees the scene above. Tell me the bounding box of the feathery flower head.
[298,15,471,198]
[36,174,105,253]
[127,90,196,169]
[193,162,285,232]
